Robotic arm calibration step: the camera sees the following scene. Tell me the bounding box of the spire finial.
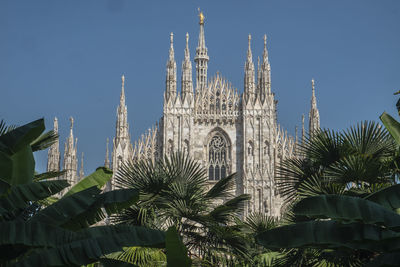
[121,74,125,88]
[264,34,267,49]
[186,32,189,49]
[311,78,315,94]
[69,117,74,130]
[169,32,175,61]
[198,8,205,25]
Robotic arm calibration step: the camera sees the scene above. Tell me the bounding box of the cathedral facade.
[47,13,320,217]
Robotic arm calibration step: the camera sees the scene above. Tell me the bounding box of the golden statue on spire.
[198,8,205,25]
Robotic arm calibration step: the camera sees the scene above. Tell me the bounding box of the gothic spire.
[116,75,129,140]
[63,117,78,185]
[259,34,271,102]
[79,152,84,180]
[181,32,193,101]
[309,78,320,137]
[105,138,110,168]
[194,9,209,93]
[166,32,177,101]
[120,74,125,106]
[47,117,60,172]
[112,75,132,190]
[244,34,256,102]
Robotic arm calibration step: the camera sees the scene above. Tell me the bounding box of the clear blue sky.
[1,0,399,174]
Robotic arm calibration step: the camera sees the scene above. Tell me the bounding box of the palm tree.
[113,152,251,264]
[277,120,397,203]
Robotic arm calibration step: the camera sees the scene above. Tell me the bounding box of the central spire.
[194,9,209,93]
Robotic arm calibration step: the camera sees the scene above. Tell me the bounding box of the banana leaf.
[380,112,400,145]
[30,130,58,152]
[0,118,44,155]
[166,226,191,267]
[62,188,139,230]
[256,220,400,251]
[15,225,165,267]
[64,167,113,197]
[30,187,100,226]
[365,184,400,211]
[293,195,400,229]
[0,180,69,217]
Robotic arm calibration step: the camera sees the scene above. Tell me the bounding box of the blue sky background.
[1,0,399,174]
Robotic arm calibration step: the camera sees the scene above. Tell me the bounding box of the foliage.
[0,119,166,266]
[114,152,251,265]
[277,121,397,204]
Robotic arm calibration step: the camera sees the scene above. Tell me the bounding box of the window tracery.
[208,132,229,180]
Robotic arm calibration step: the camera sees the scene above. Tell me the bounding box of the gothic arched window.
[208,132,229,180]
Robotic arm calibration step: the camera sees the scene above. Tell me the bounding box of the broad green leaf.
[30,130,58,152]
[63,188,139,230]
[0,151,13,184]
[256,221,400,251]
[0,221,75,247]
[64,167,113,197]
[293,195,400,229]
[33,170,65,181]
[10,145,35,185]
[101,189,139,215]
[366,184,400,211]
[380,112,400,145]
[166,226,191,267]
[0,118,44,155]
[16,225,165,267]
[0,180,69,217]
[31,187,100,226]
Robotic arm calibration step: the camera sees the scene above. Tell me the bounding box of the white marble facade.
[47,13,320,217]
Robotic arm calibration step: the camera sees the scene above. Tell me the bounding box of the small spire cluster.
[244,34,272,104]
[47,117,85,191]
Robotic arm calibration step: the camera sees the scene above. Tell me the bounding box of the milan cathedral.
[46,12,320,217]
